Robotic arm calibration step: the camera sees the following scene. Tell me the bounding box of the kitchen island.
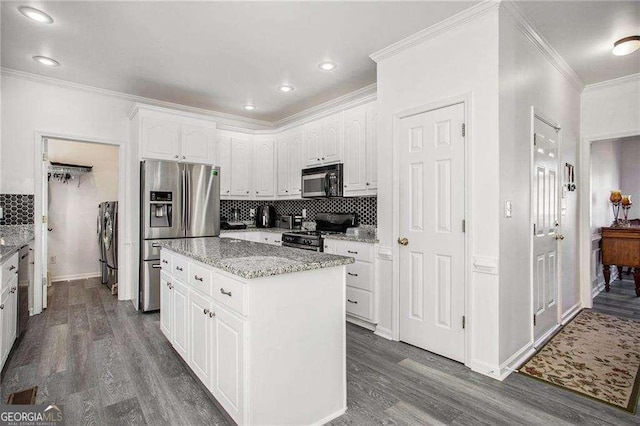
[158,237,354,426]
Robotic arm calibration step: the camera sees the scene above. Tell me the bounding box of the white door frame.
[33,130,127,315]
[529,107,563,346]
[578,129,640,310]
[391,93,472,365]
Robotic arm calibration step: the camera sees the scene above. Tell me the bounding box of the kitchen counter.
[159,236,354,279]
[220,227,284,234]
[0,225,34,262]
[323,233,379,244]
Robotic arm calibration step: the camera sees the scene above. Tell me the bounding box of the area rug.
[6,386,38,404]
[520,310,640,413]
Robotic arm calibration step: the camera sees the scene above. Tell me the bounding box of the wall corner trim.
[582,73,640,93]
[369,0,501,63]
[500,1,584,92]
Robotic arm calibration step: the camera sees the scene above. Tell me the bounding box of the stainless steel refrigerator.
[140,160,220,311]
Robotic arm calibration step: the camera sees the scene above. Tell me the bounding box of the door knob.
[554,233,565,240]
[398,237,409,246]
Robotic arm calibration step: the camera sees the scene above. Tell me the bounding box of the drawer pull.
[347,272,358,277]
[162,259,168,264]
[194,275,203,282]
[347,299,358,304]
[203,308,210,315]
[220,288,232,297]
[21,254,28,260]
[152,264,161,269]
[176,266,183,271]
[152,243,161,247]
[9,265,16,271]
[347,250,358,254]
[168,284,173,289]
[166,282,171,287]
[0,304,3,309]
[209,311,216,318]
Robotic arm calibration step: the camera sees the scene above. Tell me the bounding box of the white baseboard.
[374,325,394,341]
[346,315,376,331]
[561,302,582,324]
[51,272,102,282]
[495,342,535,381]
[592,281,605,298]
[467,359,503,381]
[311,407,347,426]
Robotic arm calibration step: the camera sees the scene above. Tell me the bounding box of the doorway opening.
[589,134,640,302]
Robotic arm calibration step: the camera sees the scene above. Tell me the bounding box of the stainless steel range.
[282,213,357,252]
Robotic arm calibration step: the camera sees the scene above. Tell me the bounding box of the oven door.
[302,172,328,198]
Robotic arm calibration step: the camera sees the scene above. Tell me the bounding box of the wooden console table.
[601,226,640,297]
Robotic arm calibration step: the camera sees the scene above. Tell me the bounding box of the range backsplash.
[0,194,35,225]
[221,197,377,225]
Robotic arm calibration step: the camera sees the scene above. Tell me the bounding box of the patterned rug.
[520,310,640,413]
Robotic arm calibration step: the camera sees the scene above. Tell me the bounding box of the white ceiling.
[1,2,638,123]
[517,1,640,85]
[0,1,476,122]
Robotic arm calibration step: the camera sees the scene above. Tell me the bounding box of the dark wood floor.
[1,276,638,425]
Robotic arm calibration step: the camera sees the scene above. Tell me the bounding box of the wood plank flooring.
[1,276,638,425]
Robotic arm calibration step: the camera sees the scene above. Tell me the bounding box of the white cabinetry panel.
[172,279,189,359]
[230,136,253,198]
[189,289,213,386]
[254,138,275,197]
[304,122,322,166]
[321,112,343,164]
[217,132,232,197]
[182,124,216,164]
[141,117,181,161]
[343,106,367,193]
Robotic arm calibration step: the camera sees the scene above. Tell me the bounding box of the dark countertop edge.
[0,238,34,262]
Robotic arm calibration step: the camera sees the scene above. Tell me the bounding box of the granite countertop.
[220,227,285,234]
[159,237,354,279]
[323,233,379,244]
[0,224,35,262]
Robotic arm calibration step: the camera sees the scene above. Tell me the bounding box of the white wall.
[590,139,622,234]
[582,75,640,140]
[376,9,501,373]
[621,138,640,220]
[498,8,582,364]
[47,139,118,281]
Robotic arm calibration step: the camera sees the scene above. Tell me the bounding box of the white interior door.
[41,138,49,310]
[532,116,561,342]
[398,102,466,363]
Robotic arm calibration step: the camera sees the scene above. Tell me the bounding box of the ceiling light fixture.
[278,85,294,93]
[33,56,60,66]
[612,35,640,56]
[318,61,337,71]
[243,104,255,111]
[18,6,54,24]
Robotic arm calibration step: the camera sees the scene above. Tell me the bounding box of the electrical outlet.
[249,208,255,218]
[50,256,57,264]
[302,208,307,218]
[505,201,513,218]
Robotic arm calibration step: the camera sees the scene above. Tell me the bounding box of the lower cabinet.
[1,275,18,366]
[160,272,172,340]
[189,290,213,386]
[220,231,283,246]
[172,279,190,359]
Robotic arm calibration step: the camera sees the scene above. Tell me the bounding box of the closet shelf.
[48,161,93,186]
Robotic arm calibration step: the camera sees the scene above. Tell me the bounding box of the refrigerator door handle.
[186,169,191,231]
[181,168,186,232]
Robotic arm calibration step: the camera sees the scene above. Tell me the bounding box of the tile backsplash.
[221,197,377,225]
[0,194,35,225]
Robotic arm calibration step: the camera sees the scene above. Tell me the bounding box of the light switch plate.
[505,201,513,218]
[249,208,255,218]
[302,208,307,218]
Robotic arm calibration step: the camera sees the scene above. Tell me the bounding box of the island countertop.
[158,236,354,279]
[0,225,34,262]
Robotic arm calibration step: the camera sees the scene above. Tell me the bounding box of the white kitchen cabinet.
[276,136,289,196]
[230,135,253,198]
[211,302,246,424]
[254,137,275,198]
[289,129,304,196]
[172,279,190,360]
[160,271,173,340]
[244,233,261,242]
[304,112,343,167]
[189,289,213,386]
[216,132,232,198]
[132,106,217,164]
[344,103,377,196]
[1,276,17,365]
[257,232,282,246]
[182,124,216,164]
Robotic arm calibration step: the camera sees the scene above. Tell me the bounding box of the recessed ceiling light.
[243,104,255,111]
[278,85,294,93]
[18,6,54,24]
[612,35,640,56]
[33,56,60,67]
[318,61,337,71]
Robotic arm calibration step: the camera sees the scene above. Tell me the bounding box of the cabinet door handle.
[209,311,216,318]
[322,157,325,160]
[21,254,28,260]
[9,265,16,271]
[182,156,186,159]
[347,299,358,304]
[176,266,183,271]
[166,282,171,287]
[203,308,210,315]
[0,304,3,309]
[347,272,358,277]
[162,259,168,264]
[220,288,232,297]
[366,182,370,186]
[246,191,249,194]
[175,155,179,159]
[194,275,203,282]
[347,250,358,254]
[169,284,173,289]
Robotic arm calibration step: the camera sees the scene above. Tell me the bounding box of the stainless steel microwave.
[301,164,343,198]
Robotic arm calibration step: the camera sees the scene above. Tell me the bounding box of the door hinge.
[533,314,536,326]
[462,316,466,329]
[42,277,47,287]
[533,133,537,146]
[462,219,466,233]
[462,123,466,137]
[42,152,48,162]
[533,223,536,235]
[42,215,48,224]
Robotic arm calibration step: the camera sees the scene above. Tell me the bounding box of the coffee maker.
[256,205,276,228]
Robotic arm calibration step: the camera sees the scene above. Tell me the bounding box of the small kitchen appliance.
[256,205,276,228]
[301,164,343,198]
[282,212,357,251]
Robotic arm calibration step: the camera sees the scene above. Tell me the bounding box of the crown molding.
[1,67,273,130]
[370,0,501,63]
[273,83,377,130]
[500,1,584,92]
[582,73,640,93]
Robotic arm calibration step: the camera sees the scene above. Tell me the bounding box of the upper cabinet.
[254,137,275,198]
[131,106,217,165]
[216,132,233,197]
[343,103,377,196]
[230,135,253,198]
[277,127,304,198]
[304,112,343,167]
